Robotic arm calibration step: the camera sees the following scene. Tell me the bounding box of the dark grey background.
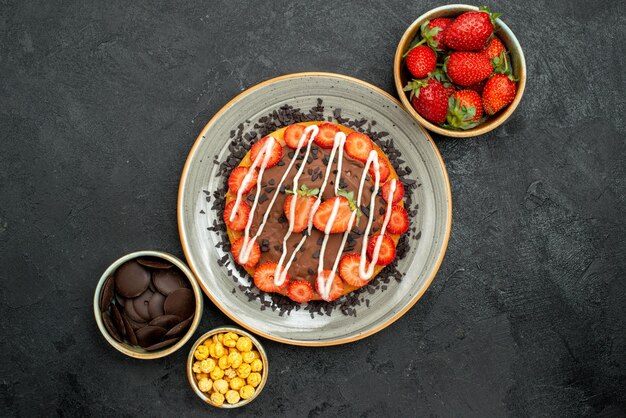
[1,0,625,416]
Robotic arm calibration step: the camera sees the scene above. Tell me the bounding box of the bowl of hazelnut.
[187,327,268,408]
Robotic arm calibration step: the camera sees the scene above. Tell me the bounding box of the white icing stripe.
[237,137,277,263]
[274,125,319,286]
[367,179,397,272]
[358,150,382,280]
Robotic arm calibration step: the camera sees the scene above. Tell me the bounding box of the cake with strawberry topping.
[223,121,409,303]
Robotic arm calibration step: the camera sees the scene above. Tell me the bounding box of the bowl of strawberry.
[394,4,526,137]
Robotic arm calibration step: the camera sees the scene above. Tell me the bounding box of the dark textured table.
[1,0,625,416]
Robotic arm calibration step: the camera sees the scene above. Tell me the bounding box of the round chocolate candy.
[123,298,147,323]
[121,315,138,346]
[147,292,165,319]
[163,288,195,319]
[149,314,182,329]
[135,326,167,347]
[144,337,180,352]
[123,312,147,331]
[114,260,150,298]
[164,316,192,339]
[115,294,127,308]
[102,313,123,343]
[137,257,173,270]
[100,275,115,312]
[110,304,126,339]
[153,269,188,296]
[133,289,154,321]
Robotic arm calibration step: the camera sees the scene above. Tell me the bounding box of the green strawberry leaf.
[403,79,429,100]
[420,20,444,51]
[445,96,480,130]
[336,189,359,213]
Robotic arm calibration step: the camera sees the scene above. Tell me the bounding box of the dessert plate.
[178,72,451,346]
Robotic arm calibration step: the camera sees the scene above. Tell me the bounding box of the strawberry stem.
[402,38,426,58]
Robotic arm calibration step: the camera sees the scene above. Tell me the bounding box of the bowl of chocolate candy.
[93,250,203,359]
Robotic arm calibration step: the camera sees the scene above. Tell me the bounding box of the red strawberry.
[314,123,340,149]
[483,37,506,60]
[228,166,258,195]
[250,136,282,168]
[344,132,373,162]
[404,79,452,125]
[386,205,409,235]
[339,254,369,288]
[466,80,486,95]
[231,237,261,269]
[421,17,453,51]
[405,45,437,79]
[283,124,307,149]
[382,179,405,204]
[315,270,344,302]
[223,200,250,232]
[312,195,354,233]
[254,262,289,293]
[446,90,484,130]
[482,74,517,115]
[366,234,396,266]
[369,156,390,184]
[443,7,500,51]
[283,184,319,233]
[287,280,313,303]
[446,52,493,87]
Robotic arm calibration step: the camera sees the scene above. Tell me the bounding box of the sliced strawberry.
[231,237,261,269]
[287,280,313,303]
[223,200,250,232]
[250,136,282,168]
[315,270,344,302]
[382,179,405,204]
[284,194,317,233]
[366,234,396,266]
[386,205,409,235]
[283,124,308,149]
[312,196,353,233]
[344,132,373,163]
[369,156,390,184]
[339,254,369,288]
[228,167,258,195]
[314,123,340,149]
[253,262,289,293]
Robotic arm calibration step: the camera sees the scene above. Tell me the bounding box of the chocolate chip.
[148,291,165,319]
[149,314,182,329]
[110,303,126,338]
[121,315,138,346]
[163,317,192,339]
[153,269,188,295]
[102,314,123,343]
[133,289,154,321]
[114,260,150,298]
[115,294,126,307]
[122,312,146,331]
[135,326,168,348]
[144,337,180,351]
[123,298,146,323]
[100,275,114,312]
[136,257,173,270]
[163,288,195,319]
